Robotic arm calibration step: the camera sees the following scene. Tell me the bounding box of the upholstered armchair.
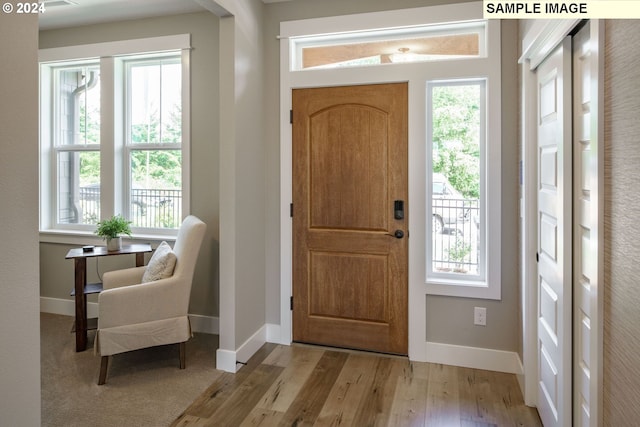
[95,215,206,385]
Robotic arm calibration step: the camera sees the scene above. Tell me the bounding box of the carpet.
[41,312,221,427]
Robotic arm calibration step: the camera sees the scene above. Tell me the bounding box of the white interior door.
[536,37,572,427]
[572,21,603,427]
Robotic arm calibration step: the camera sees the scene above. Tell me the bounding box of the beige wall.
[0,4,41,424]
[263,0,521,352]
[39,12,220,317]
[603,20,640,425]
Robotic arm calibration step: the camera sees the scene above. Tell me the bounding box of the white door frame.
[520,19,604,425]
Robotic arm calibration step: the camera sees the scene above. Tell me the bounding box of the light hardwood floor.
[172,343,542,426]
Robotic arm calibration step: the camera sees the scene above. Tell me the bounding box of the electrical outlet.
[474,307,487,326]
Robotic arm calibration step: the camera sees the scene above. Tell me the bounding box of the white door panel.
[537,37,572,427]
[573,21,602,427]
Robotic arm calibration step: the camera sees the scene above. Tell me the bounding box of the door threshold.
[291,341,409,360]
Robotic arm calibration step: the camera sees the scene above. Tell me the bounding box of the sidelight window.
[427,80,485,281]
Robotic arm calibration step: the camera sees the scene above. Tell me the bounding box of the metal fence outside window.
[432,198,480,275]
[78,186,182,229]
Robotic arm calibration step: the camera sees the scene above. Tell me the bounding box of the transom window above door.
[290,21,487,70]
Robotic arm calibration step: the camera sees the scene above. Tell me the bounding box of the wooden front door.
[292,83,408,355]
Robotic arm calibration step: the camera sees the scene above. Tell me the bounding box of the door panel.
[536,38,572,427]
[573,21,601,427]
[292,83,408,355]
[309,106,389,231]
[309,251,388,322]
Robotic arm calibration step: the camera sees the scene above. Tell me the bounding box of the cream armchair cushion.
[95,215,206,383]
[141,241,176,283]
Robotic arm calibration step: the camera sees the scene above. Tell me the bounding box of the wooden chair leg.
[179,342,186,369]
[98,356,109,385]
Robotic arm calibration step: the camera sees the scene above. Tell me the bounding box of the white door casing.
[536,37,572,427]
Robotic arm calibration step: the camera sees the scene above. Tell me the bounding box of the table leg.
[74,257,87,352]
[135,252,145,267]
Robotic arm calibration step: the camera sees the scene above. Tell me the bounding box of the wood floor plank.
[351,357,403,426]
[314,353,379,426]
[460,420,498,427]
[487,370,541,426]
[170,414,209,427]
[458,367,500,425]
[457,366,479,424]
[279,350,349,426]
[256,345,325,413]
[171,371,239,422]
[261,344,296,368]
[387,361,430,426]
[408,360,431,380]
[238,408,285,426]
[425,363,461,427]
[210,364,285,426]
[485,370,522,427]
[173,343,278,421]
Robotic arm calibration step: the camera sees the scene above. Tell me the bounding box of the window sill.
[39,229,176,246]
[426,277,500,300]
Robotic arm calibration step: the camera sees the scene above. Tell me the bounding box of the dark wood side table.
[65,244,152,352]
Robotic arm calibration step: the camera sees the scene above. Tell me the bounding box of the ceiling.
[39,0,292,30]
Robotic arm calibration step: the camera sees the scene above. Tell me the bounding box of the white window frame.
[425,59,501,300]
[39,35,191,241]
[278,2,502,361]
[425,66,502,300]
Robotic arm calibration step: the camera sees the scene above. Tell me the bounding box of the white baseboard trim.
[189,314,220,335]
[216,349,238,373]
[40,297,219,334]
[216,324,267,373]
[41,296,99,318]
[426,341,523,374]
[237,324,267,364]
[266,323,288,345]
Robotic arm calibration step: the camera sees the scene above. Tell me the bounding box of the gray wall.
[39,12,220,317]
[603,20,640,425]
[0,5,41,424]
[230,0,267,350]
[215,0,268,352]
[263,0,520,352]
